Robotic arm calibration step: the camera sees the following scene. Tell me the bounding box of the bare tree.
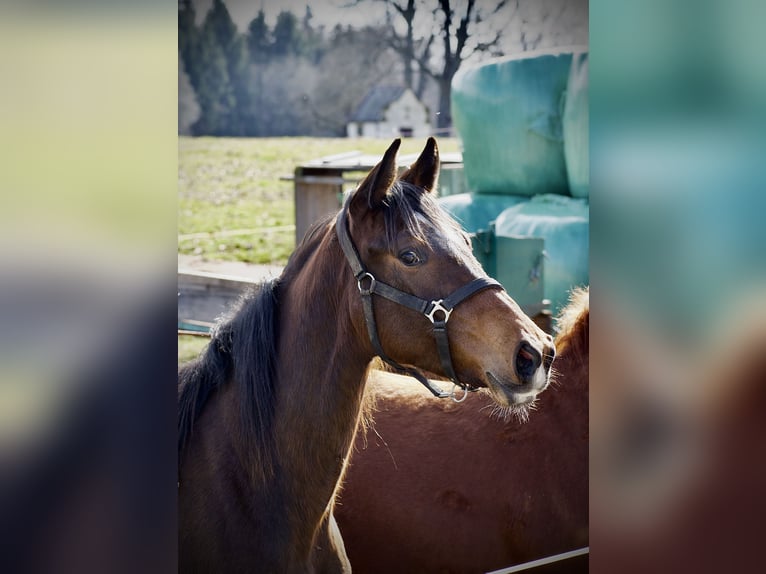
[308,25,400,135]
[354,0,587,130]
[352,0,511,129]
[427,0,512,129]
[384,0,419,95]
[349,0,424,96]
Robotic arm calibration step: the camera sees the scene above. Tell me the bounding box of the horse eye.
[398,250,421,266]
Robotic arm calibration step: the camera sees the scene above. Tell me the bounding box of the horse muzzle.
[484,340,555,406]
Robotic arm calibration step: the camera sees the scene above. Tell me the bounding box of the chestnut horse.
[335,288,589,573]
[178,138,555,573]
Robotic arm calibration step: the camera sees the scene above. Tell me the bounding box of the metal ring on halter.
[425,299,453,324]
[357,272,376,295]
[449,383,469,403]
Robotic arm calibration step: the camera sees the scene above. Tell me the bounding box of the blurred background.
[0,3,177,573]
[1,0,765,572]
[590,0,766,572]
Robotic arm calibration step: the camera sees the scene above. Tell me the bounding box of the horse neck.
[273,229,372,512]
[546,313,589,424]
[554,306,589,390]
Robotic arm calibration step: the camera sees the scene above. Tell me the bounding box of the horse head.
[339,138,555,409]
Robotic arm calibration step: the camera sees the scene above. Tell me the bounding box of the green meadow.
[178,136,459,265]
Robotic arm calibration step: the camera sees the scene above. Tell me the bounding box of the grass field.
[179,136,460,266]
[179,334,208,364]
[178,136,460,363]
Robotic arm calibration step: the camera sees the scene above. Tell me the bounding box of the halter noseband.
[335,202,503,401]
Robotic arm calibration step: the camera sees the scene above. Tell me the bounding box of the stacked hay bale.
[441,48,589,317]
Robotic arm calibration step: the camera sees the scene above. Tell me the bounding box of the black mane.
[178,280,279,476]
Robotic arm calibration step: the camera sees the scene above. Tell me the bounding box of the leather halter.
[335,201,503,401]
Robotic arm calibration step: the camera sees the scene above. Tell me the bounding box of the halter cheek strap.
[335,206,503,401]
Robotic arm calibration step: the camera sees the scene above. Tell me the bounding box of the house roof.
[350,85,408,122]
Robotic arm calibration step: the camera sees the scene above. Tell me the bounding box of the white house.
[346,86,431,138]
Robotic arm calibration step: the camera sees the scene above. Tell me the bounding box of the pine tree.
[301,6,324,64]
[180,0,251,135]
[179,0,202,107]
[190,19,235,135]
[272,10,303,57]
[247,9,271,64]
[202,0,250,134]
[178,0,197,65]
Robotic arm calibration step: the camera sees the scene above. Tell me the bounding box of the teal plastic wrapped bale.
[470,229,545,317]
[438,192,527,233]
[563,51,589,198]
[451,48,579,196]
[492,235,546,317]
[495,194,589,315]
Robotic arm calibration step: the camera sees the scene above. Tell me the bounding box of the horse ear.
[399,137,440,193]
[350,138,401,213]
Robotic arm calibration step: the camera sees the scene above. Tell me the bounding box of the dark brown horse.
[178,138,555,573]
[335,288,589,573]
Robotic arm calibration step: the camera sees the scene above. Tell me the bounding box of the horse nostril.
[515,342,542,381]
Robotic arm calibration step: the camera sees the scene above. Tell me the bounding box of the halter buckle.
[425,299,453,324]
[357,272,376,295]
